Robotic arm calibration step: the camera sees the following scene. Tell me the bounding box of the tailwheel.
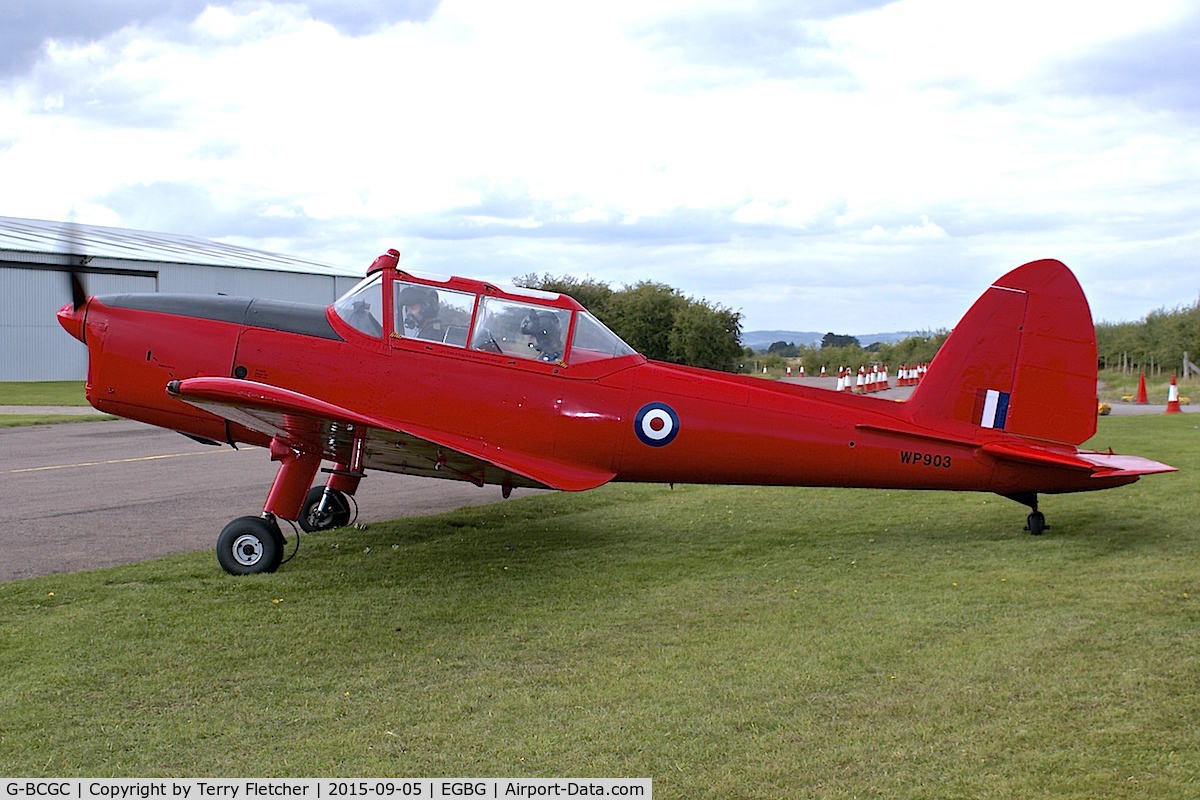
[298,485,352,533]
[217,515,284,575]
[1002,492,1049,536]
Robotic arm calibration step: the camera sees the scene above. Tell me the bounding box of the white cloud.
[863,215,947,242]
[0,0,1198,333]
[826,0,1189,90]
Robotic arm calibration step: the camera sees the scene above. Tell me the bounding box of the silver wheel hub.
[232,534,264,566]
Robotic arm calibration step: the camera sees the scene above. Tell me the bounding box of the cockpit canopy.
[332,272,636,365]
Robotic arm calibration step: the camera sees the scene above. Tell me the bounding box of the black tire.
[1026,511,1047,536]
[267,517,286,571]
[217,516,282,575]
[298,486,352,533]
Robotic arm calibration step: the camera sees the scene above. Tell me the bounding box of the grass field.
[0,382,114,426]
[1,416,1196,797]
[0,414,114,428]
[4,377,1193,407]
[0,381,89,405]
[1099,372,1197,404]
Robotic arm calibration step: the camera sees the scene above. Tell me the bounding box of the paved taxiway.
[0,418,537,582]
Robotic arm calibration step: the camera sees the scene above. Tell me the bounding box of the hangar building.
[1,216,364,381]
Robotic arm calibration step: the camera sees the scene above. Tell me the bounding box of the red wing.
[167,377,615,492]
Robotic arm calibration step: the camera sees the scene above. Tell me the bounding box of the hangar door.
[0,266,158,381]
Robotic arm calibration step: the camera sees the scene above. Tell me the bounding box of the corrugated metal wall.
[2,262,366,382]
[1,267,157,381]
[157,263,351,302]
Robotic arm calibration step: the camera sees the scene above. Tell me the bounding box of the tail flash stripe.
[993,390,1010,429]
[979,389,1010,430]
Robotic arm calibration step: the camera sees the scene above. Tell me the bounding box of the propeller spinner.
[57,219,92,341]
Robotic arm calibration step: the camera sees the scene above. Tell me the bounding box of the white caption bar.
[2,780,651,800]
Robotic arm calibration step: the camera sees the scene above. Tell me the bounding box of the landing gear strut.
[298,485,353,532]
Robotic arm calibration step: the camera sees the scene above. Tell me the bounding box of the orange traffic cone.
[855,366,866,394]
[819,365,826,378]
[1166,374,1182,414]
[798,364,805,378]
[786,366,792,377]
[1137,372,1148,404]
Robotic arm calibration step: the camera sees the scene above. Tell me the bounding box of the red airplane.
[57,251,1174,574]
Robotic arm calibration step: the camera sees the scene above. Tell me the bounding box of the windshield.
[332,274,384,337]
[568,311,637,364]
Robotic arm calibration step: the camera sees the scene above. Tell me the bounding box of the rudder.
[905,259,1097,446]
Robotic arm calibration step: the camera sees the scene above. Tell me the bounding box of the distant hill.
[741,330,824,350]
[858,331,920,346]
[743,330,919,352]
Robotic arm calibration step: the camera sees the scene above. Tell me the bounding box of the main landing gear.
[215,437,363,575]
[1004,492,1049,536]
[216,515,285,575]
[298,485,353,533]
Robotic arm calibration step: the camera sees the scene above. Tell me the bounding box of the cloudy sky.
[2,0,1197,334]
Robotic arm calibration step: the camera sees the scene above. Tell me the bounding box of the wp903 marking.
[900,451,952,469]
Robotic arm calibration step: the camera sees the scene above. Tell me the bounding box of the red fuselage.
[58,278,1141,501]
[55,255,1176,575]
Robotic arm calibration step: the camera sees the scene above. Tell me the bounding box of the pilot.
[519,311,563,362]
[398,284,444,341]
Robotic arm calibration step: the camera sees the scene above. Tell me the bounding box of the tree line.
[515,273,745,372]
[1095,299,1200,375]
[516,272,954,374]
[757,332,949,373]
[517,270,1200,380]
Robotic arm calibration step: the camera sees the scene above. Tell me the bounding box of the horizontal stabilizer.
[1074,452,1178,478]
[982,441,1176,478]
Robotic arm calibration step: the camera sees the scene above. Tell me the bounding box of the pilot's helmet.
[398,284,439,318]
[520,311,561,352]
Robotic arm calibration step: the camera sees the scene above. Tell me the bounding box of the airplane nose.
[57,301,87,343]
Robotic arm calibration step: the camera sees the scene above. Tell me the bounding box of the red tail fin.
[905,259,1098,446]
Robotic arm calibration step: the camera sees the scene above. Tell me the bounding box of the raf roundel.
[634,402,680,447]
